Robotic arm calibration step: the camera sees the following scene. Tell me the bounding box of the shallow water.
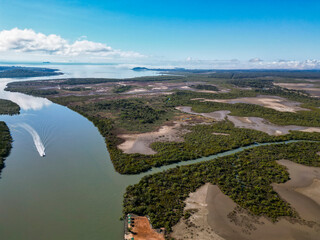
[0,64,312,240]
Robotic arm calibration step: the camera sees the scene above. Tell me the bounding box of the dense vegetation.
[5,74,320,174]
[50,94,320,175]
[9,88,59,96]
[112,85,133,93]
[63,87,91,91]
[190,84,219,91]
[0,66,61,78]
[0,99,20,115]
[124,141,320,232]
[228,79,274,89]
[4,71,320,239]
[46,85,320,174]
[0,122,13,173]
[69,97,173,133]
[6,75,185,90]
[4,72,320,235]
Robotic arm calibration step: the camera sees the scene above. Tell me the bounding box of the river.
[0,63,307,240]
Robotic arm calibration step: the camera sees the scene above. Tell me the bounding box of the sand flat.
[300,127,320,133]
[274,83,320,98]
[173,167,320,240]
[227,115,306,135]
[176,106,320,135]
[117,122,186,155]
[296,179,320,205]
[205,181,320,240]
[193,95,309,112]
[171,183,225,240]
[273,160,320,222]
[176,106,230,121]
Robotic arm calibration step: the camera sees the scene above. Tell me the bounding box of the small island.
[0,66,62,78]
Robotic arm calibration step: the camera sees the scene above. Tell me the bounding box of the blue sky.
[0,0,320,68]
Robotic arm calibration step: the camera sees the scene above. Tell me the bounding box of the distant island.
[132,67,320,77]
[132,67,186,72]
[0,66,62,78]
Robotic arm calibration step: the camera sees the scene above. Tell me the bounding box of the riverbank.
[0,121,13,173]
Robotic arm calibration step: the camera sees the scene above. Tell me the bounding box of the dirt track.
[131,216,165,240]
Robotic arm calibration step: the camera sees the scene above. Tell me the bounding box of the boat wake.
[19,123,46,157]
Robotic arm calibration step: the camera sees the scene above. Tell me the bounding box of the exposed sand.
[126,88,148,94]
[176,106,320,135]
[171,183,225,240]
[273,160,320,222]
[296,179,320,205]
[151,86,168,90]
[176,106,230,121]
[300,127,320,133]
[192,95,309,112]
[212,132,230,136]
[274,83,320,98]
[173,178,320,240]
[227,116,307,135]
[117,122,188,155]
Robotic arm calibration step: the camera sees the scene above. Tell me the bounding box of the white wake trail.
[19,123,46,157]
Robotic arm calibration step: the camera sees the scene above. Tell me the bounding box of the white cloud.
[249,57,263,63]
[249,59,320,69]
[0,28,319,70]
[0,28,143,59]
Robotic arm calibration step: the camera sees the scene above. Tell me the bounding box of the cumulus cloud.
[249,57,263,63]
[0,28,142,58]
[248,59,320,69]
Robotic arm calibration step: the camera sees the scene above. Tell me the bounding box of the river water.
[0,63,305,240]
[0,64,160,240]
